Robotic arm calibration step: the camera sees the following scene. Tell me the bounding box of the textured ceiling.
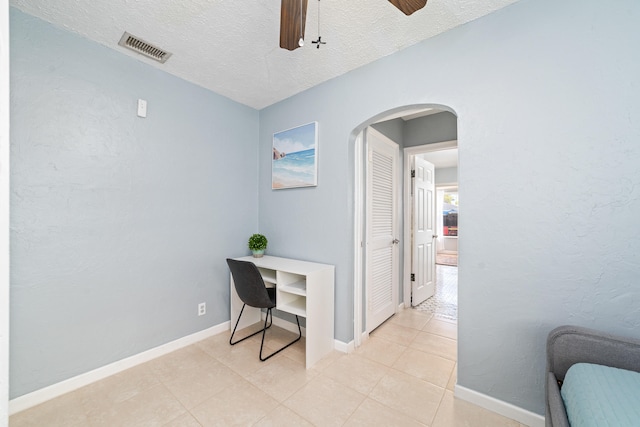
[10,0,519,109]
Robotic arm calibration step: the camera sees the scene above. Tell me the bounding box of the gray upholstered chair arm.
[545,325,640,427]
[546,372,569,427]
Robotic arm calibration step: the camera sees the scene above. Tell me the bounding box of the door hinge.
[411,273,415,281]
[411,169,415,178]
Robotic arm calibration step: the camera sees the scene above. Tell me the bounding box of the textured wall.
[10,9,258,398]
[258,0,640,415]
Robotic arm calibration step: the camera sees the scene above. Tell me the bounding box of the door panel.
[366,128,399,332]
[412,156,435,306]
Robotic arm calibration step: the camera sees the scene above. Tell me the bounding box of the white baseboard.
[10,317,352,415]
[345,330,370,353]
[355,330,371,351]
[454,385,545,427]
[334,339,352,354]
[9,322,230,415]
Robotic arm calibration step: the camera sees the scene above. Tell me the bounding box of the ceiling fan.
[279,0,428,51]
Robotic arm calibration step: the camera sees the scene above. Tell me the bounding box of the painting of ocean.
[272,122,318,189]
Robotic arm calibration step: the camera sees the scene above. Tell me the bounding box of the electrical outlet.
[198,302,206,316]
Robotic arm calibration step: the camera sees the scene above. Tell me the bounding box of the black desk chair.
[226,258,302,361]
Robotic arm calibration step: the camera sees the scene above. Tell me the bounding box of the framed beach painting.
[272,122,318,189]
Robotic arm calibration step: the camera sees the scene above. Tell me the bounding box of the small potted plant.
[248,233,268,258]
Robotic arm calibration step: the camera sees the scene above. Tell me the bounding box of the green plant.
[248,234,268,251]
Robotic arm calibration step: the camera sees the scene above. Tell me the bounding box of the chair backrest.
[226,258,275,309]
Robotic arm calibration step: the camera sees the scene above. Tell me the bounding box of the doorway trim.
[353,132,364,348]
[1,1,10,421]
[402,140,457,308]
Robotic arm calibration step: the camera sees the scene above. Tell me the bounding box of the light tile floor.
[10,310,528,426]
[415,265,458,321]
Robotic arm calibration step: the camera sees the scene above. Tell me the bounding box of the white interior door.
[411,156,436,306]
[365,127,399,332]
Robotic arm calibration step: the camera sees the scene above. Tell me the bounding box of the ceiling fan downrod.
[311,0,326,49]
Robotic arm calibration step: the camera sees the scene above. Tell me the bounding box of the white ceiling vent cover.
[118,32,172,64]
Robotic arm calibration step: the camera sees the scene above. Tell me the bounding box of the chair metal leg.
[259,309,302,361]
[229,304,273,346]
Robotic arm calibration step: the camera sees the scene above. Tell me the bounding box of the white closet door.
[365,127,399,333]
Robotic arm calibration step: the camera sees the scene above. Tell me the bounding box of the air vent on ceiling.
[118,32,172,64]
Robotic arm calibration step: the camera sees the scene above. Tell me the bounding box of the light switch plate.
[137,99,147,118]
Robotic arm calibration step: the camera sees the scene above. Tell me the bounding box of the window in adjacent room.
[443,190,458,236]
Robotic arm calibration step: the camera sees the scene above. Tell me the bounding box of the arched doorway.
[352,104,458,348]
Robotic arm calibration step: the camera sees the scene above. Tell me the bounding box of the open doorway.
[353,105,458,347]
[403,143,458,312]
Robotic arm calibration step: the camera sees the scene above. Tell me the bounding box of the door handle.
[433,235,439,239]
[392,239,400,244]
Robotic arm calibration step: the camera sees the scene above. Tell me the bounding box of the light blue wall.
[404,112,457,147]
[371,112,457,147]
[258,0,640,415]
[371,118,404,144]
[9,9,259,398]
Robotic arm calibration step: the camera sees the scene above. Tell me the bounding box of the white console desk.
[230,255,335,369]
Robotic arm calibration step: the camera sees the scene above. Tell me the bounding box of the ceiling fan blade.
[280,0,308,51]
[388,0,428,16]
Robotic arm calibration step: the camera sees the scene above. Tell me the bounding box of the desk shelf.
[277,272,307,317]
[279,280,306,296]
[278,298,306,317]
[257,267,277,285]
